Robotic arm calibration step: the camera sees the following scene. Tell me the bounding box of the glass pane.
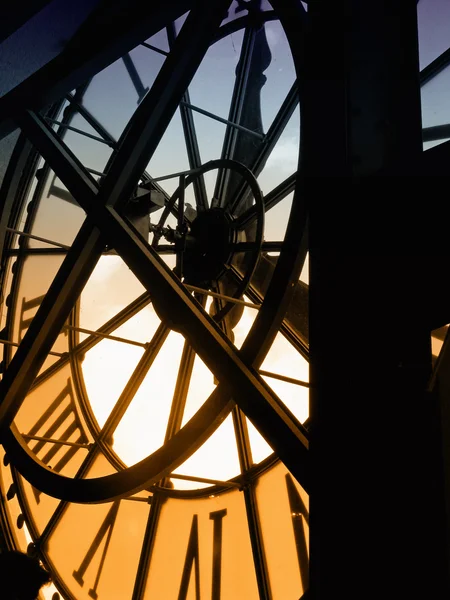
[146,109,190,184]
[188,30,245,120]
[418,0,450,69]
[260,332,309,423]
[261,21,296,130]
[421,64,450,150]
[47,493,150,600]
[144,491,259,600]
[83,338,144,430]
[233,302,258,350]
[172,414,241,489]
[82,58,144,140]
[257,108,300,195]
[112,331,185,465]
[30,169,86,248]
[431,324,448,362]
[246,417,273,464]
[11,254,70,366]
[264,191,293,241]
[144,27,170,53]
[13,364,93,533]
[55,113,113,177]
[256,461,309,599]
[181,353,216,424]
[80,255,147,333]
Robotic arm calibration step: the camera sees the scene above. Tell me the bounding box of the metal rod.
[63,325,147,348]
[122,54,149,103]
[5,228,71,250]
[141,41,169,56]
[154,244,177,254]
[176,174,185,277]
[123,495,152,503]
[169,472,242,488]
[180,100,265,139]
[259,369,310,388]
[87,167,108,178]
[21,434,89,448]
[65,93,117,147]
[233,241,284,252]
[422,124,450,143]
[151,165,201,182]
[5,247,69,256]
[44,118,114,146]
[0,339,65,357]
[184,284,260,308]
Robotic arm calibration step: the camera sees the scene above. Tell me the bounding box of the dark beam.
[0,1,53,44]
[306,1,449,598]
[0,0,191,141]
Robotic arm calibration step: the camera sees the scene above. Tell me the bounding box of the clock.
[0,1,309,599]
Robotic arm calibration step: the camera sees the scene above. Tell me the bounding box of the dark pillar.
[305,1,449,598]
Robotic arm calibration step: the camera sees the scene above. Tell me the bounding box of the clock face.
[0,1,309,599]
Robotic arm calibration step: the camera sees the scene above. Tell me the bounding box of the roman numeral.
[24,378,88,502]
[73,501,120,599]
[210,509,227,600]
[286,474,309,592]
[178,514,200,600]
[178,509,227,600]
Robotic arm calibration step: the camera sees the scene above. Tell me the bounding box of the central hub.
[183,208,234,285]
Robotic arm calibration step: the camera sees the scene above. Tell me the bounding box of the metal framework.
[2,1,450,600]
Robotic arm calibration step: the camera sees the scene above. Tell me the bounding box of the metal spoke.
[259,369,310,388]
[185,284,260,309]
[5,247,70,257]
[141,41,169,57]
[180,101,264,138]
[63,325,148,348]
[0,338,65,358]
[164,293,207,442]
[420,45,450,86]
[213,283,271,600]
[131,495,163,600]
[5,227,70,250]
[229,240,309,358]
[122,53,149,103]
[232,241,284,253]
[94,323,169,444]
[235,171,296,231]
[167,22,209,212]
[21,435,90,449]
[44,117,114,146]
[213,25,258,207]
[233,405,272,599]
[423,124,450,143]
[65,92,117,147]
[166,472,241,488]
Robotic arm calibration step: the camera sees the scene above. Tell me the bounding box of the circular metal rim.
[0,0,308,503]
